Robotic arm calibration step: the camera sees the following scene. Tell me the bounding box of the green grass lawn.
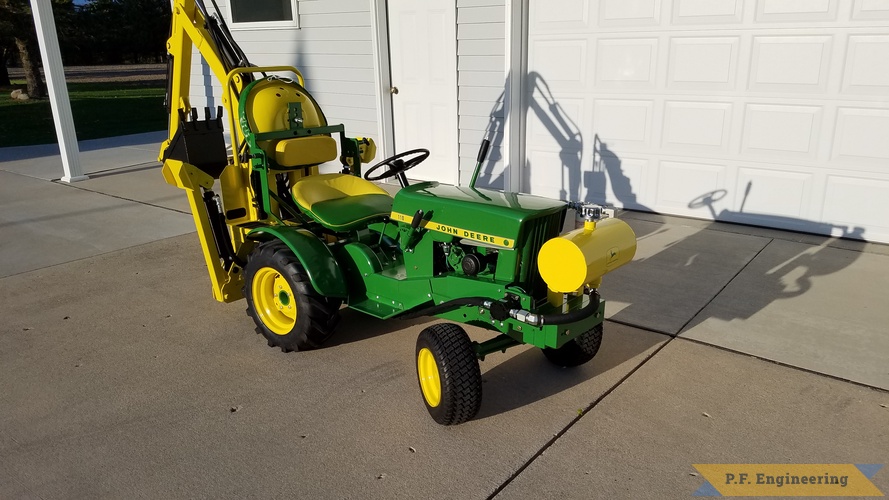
[0,81,167,148]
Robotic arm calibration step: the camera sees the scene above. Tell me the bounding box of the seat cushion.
[291,174,393,231]
[309,194,393,231]
[274,135,338,168]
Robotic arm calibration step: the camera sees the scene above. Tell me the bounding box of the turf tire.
[415,323,482,426]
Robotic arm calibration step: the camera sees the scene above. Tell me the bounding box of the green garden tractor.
[160,0,637,425]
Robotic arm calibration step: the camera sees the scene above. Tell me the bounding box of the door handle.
[390,86,399,95]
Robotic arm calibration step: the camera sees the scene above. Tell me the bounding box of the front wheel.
[541,323,603,367]
[415,323,482,425]
[244,241,339,352]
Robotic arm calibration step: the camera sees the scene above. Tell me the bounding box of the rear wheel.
[244,241,339,352]
[415,323,482,425]
[541,323,603,367]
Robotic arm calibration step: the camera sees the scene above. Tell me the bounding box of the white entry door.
[386,0,459,185]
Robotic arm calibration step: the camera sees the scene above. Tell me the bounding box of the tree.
[0,48,10,86]
[0,0,46,97]
[75,0,169,64]
[1,9,15,86]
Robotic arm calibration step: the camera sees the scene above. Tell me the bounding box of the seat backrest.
[240,77,337,169]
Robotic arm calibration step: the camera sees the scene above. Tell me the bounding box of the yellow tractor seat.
[241,77,339,169]
[291,173,393,231]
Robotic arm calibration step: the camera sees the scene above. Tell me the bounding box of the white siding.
[187,0,508,185]
[187,0,379,154]
[457,0,507,189]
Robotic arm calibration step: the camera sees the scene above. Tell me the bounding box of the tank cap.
[568,202,615,222]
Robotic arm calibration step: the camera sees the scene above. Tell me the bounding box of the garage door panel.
[741,104,822,159]
[531,0,590,32]
[823,175,889,238]
[593,99,654,148]
[755,0,839,23]
[598,0,663,27]
[749,36,833,92]
[735,167,814,218]
[530,40,588,88]
[589,156,650,210]
[655,160,729,214]
[672,0,744,25]
[662,101,733,152]
[841,35,889,95]
[667,37,740,89]
[830,107,889,165]
[851,0,889,21]
[527,96,585,146]
[527,150,573,200]
[595,38,659,88]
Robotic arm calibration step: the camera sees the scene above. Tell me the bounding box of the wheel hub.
[252,267,297,335]
[417,348,441,407]
[277,289,291,307]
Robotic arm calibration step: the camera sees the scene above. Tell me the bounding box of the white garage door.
[524,0,889,243]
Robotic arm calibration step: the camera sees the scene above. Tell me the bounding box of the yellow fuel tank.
[537,217,637,293]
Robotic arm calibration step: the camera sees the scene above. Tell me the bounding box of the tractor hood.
[390,182,566,249]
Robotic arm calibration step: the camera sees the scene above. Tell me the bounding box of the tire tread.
[416,323,482,425]
[244,241,340,352]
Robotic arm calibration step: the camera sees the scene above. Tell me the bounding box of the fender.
[247,227,348,298]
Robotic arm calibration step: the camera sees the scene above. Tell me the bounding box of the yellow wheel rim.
[417,348,441,408]
[251,267,297,335]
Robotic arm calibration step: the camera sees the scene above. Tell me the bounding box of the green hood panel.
[391,183,566,247]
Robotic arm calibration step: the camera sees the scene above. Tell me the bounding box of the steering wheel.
[364,148,430,182]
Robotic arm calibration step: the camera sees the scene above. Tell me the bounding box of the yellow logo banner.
[390,212,515,248]
[692,464,884,496]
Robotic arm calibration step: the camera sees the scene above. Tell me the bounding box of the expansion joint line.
[487,329,675,499]
[56,180,191,215]
[489,240,776,498]
[676,239,773,334]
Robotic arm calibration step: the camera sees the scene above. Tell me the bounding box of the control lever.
[410,209,423,230]
[403,209,425,253]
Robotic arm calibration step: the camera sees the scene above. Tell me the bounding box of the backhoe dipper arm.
[158,0,251,303]
[161,0,238,152]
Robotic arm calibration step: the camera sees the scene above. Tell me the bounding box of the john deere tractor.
[160,0,637,425]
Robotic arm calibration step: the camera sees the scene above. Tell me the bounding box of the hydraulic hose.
[537,290,600,326]
[398,290,600,327]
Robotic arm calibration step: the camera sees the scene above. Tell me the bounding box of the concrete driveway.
[1,135,887,498]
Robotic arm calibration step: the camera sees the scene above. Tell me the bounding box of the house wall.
[187,0,379,153]
[186,0,510,186]
[456,0,507,189]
